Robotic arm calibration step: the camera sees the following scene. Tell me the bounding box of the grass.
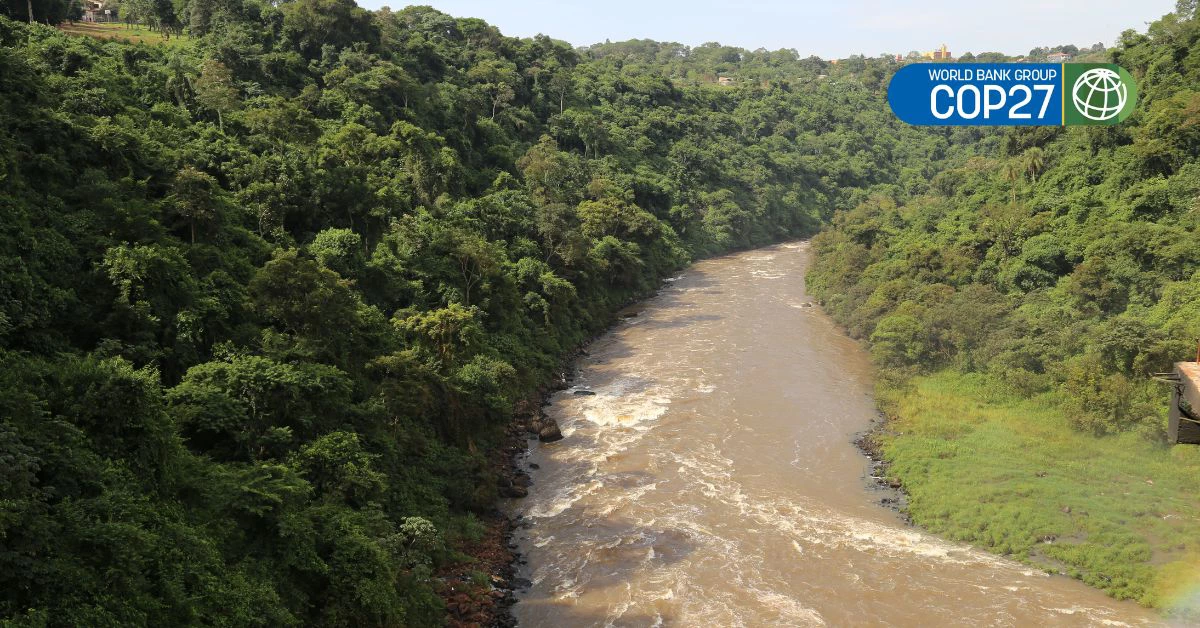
[56,21,191,47]
[882,371,1200,613]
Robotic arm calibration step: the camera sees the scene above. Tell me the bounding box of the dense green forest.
[7,0,1200,618]
[811,9,1200,434]
[808,5,1200,609]
[0,2,994,622]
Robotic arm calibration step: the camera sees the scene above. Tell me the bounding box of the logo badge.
[1063,64,1137,125]
[887,62,1137,126]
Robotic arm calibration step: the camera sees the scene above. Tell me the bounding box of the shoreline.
[454,246,905,627]
[444,246,1169,625]
[437,302,651,627]
[853,417,911,524]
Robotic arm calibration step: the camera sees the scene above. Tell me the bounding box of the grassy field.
[57,22,190,46]
[881,372,1200,613]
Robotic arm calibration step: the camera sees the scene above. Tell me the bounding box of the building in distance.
[924,44,952,61]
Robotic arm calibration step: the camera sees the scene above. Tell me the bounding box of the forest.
[0,0,990,623]
[5,0,1200,620]
[808,4,1200,609]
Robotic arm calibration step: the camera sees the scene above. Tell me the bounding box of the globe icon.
[1072,68,1127,121]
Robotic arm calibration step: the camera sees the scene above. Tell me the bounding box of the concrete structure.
[717,76,733,86]
[1047,52,1072,63]
[1168,362,1200,445]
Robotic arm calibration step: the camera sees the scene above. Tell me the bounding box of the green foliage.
[808,7,1200,611]
[1,8,953,622]
[883,373,1200,608]
[14,0,1181,619]
[811,8,1200,441]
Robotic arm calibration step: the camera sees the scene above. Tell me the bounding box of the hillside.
[808,7,1200,613]
[0,5,980,624]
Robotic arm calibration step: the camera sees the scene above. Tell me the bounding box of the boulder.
[499,485,528,498]
[572,389,596,396]
[538,420,563,442]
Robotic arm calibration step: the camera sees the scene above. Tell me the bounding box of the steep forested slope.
[809,7,1200,609]
[0,5,980,624]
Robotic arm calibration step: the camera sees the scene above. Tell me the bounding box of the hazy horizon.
[360,0,1176,58]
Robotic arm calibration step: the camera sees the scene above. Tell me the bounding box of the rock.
[513,399,537,418]
[513,577,533,589]
[572,389,596,396]
[496,476,513,489]
[512,474,532,488]
[499,485,528,498]
[621,311,639,318]
[529,463,540,470]
[538,420,563,442]
[1061,506,1071,514]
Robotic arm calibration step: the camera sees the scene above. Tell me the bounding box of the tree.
[467,56,519,120]
[546,60,573,114]
[1023,147,1045,183]
[394,303,483,368]
[279,0,378,60]
[167,166,222,243]
[169,354,353,461]
[193,59,239,132]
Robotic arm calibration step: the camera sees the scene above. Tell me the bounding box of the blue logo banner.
[888,63,1064,126]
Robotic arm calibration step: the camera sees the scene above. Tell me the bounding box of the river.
[508,242,1162,626]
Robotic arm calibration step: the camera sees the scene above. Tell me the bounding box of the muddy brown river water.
[508,242,1163,627]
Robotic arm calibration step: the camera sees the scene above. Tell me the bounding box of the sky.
[356,0,1177,59]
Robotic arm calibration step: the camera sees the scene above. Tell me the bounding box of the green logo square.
[1062,63,1138,125]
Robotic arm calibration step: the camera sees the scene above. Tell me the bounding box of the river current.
[508,242,1161,627]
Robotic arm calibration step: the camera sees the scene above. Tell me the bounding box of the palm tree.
[1003,160,1020,205]
[1024,147,1045,183]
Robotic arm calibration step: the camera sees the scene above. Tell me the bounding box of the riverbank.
[435,312,642,626]
[874,370,1200,616]
[434,374,571,627]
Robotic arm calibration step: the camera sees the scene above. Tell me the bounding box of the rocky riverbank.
[435,373,571,628]
[853,420,910,523]
[435,314,629,626]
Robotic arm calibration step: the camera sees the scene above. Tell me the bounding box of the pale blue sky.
[360,0,1176,59]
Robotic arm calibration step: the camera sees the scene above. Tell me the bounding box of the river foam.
[510,243,1162,627]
